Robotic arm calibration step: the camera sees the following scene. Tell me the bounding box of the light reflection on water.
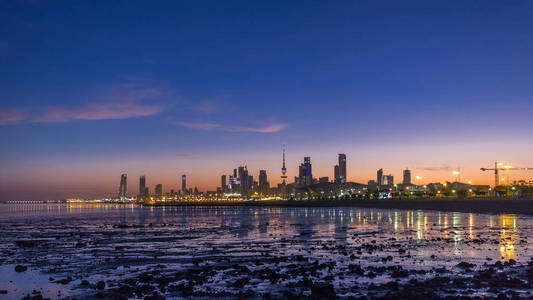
[0,203,532,299]
[0,203,530,263]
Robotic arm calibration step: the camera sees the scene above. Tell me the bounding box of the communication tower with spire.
[281,144,287,183]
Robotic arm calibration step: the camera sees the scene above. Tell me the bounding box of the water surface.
[0,204,531,299]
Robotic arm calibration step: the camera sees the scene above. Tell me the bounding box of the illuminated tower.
[118,174,127,199]
[281,144,287,183]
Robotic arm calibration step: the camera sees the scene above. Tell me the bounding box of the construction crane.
[480,162,533,186]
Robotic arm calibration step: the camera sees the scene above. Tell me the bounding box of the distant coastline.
[142,197,533,216]
[3,198,533,216]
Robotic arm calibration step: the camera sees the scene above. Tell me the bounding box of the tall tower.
[281,144,287,183]
[118,174,127,199]
[139,175,146,197]
[181,174,187,195]
[238,166,248,195]
[155,184,163,196]
[259,170,268,193]
[338,153,347,183]
[403,168,412,185]
[335,154,346,183]
[298,157,313,186]
[377,168,383,186]
[221,175,227,192]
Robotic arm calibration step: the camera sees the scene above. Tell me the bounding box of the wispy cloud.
[0,80,170,125]
[0,108,26,125]
[193,101,218,113]
[177,122,287,133]
[416,165,454,171]
[176,153,198,158]
[38,101,163,122]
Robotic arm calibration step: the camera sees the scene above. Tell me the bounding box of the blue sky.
[1,1,533,200]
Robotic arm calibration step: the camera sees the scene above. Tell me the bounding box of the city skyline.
[104,150,530,199]
[1,1,533,201]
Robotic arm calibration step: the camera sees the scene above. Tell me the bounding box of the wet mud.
[0,204,531,299]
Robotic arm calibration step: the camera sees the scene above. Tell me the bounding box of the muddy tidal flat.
[0,204,532,300]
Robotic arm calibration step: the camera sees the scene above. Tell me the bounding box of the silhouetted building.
[319,177,330,184]
[238,166,248,195]
[383,174,394,186]
[368,180,377,190]
[335,154,347,183]
[377,169,383,186]
[118,174,127,198]
[139,175,147,197]
[298,157,313,186]
[221,175,227,192]
[259,170,269,194]
[181,174,187,195]
[403,169,412,185]
[155,184,163,196]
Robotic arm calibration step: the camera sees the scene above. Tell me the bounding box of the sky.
[1,0,533,201]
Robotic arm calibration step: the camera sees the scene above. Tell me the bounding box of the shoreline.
[143,197,533,216]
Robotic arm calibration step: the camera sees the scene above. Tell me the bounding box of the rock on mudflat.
[15,265,28,272]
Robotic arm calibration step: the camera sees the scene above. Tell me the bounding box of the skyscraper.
[155,184,163,196]
[221,175,227,192]
[377,168,383,186]
[139,175,146,197]
[383,174,394,186]
[181,174,187,195]
[338,153,347,183]
[238,166,248,195]
[298,157,313,186]
[259,170,269,194]
[118,174,127,199]
[403,169,412,185]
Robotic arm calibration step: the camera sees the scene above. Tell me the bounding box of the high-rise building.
[118,174,127,198]
[229,175,236,190]
[155,184,163,196]
[248,175,254,192]
[238,166,248,195]
[259,170,269,193]
[403,169,412,185]
[338,153,347,183]
[221,175,227,192]
[181,174,187,195]
[298,157,313,186]
[383,174,394,186]
[139,175,147,197]
[377,168,383,186]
